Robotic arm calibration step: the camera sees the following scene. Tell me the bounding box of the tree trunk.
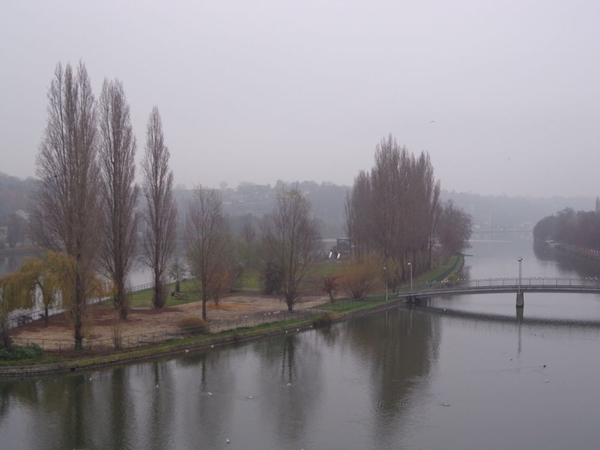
[74,267,84,350]
[154,269,164,308]
[0,321,12,348]
[117,276,128,320]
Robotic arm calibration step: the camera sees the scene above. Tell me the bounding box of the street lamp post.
[408,262,413,293]
[383,266,388,302]
[518,257,523,293]
[516,257,524,308]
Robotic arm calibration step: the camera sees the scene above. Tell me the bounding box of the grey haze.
[1,1,599,196]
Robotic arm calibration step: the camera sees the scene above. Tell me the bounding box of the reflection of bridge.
[397,277,600,307]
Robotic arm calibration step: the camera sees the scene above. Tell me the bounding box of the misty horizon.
[2,2,599,197]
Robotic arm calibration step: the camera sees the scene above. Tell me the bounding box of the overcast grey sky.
[1,1,599,196]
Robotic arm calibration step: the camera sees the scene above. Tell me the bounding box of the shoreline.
[0,256,464,378]
[0,298,406,378]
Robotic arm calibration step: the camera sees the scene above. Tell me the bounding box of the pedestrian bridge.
[396,277,600,307]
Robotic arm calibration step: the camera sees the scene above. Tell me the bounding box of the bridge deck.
[396,278,600,299]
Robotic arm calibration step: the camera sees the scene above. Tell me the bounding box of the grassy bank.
[1,255,464,376]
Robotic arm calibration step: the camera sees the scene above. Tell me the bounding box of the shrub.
[339,254,382,299]
[312,311,340,328]
[0,343,43,360]
[178,316,209,335]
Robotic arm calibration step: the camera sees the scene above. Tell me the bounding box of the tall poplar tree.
[141,107,177,308]
[98,79,139,320]
[30,62,102,348]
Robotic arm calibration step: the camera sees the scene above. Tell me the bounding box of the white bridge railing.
[397,277,600,294]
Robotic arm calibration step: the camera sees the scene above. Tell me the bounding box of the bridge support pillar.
[516,292,524,308]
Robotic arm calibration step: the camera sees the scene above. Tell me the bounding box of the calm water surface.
[2,233,600,450]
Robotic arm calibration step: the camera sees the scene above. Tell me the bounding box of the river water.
[2,233,600,450]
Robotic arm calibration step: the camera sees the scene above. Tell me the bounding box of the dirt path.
[12,293,329,350]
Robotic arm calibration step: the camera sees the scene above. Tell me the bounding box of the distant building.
[596,196,600,214]
[15,210,29,221]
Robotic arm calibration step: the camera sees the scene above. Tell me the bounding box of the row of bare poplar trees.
[345,135,472,289]
[21,61,324,348]
[29,62,176,348]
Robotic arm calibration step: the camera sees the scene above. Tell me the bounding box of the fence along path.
[7,280,165,330]
[10,295,390,353]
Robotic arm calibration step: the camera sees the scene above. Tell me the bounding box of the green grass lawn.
[236,261,342,293]
[98,256,458,310]
[412,255,459,286]
[93,279,201,309]
[237,270,262,290]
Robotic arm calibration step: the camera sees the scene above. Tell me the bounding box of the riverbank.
[554,242,600,262]
[0,255,463,377]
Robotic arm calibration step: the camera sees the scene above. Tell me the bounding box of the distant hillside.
[442,190,595,231]
[195,180,349,238]
[1,171,595,238]
[0,172,37,218]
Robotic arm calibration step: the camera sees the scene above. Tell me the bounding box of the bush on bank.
[0,343,43,361]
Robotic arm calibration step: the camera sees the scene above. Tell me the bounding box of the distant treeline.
[534,208,600,250]
[444,191,596,231]
[2,174,597,239]
[0,172,37,217]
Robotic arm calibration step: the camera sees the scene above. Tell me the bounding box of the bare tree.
[241,220,256,244]
[262,189,322,311]
[438,200,473,257]
[322,275,339,303]
[30,62,102,349]
[168,256,187,293]
[141,107,177,308]
[345,171,373,258]
[6,213,26,248]
[98,79,139,320]
[186,186,229,320]
[346,135,442,288]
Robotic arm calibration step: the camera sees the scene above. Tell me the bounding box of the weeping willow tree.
[0,272,34,348]
[17,252,80,326]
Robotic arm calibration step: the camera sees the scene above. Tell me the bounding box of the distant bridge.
[396,277,600,307]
